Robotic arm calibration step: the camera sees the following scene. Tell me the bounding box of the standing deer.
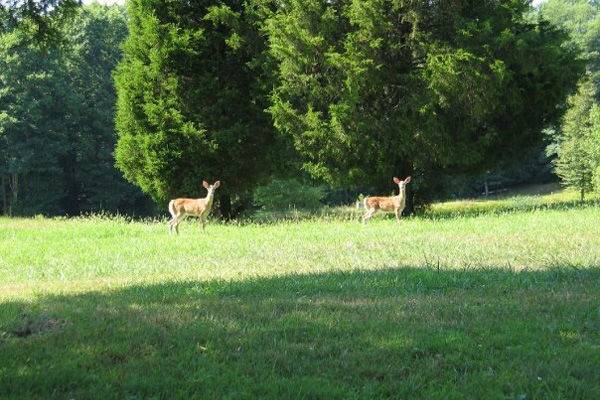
[362,176,411,223]
[168,180,221,234]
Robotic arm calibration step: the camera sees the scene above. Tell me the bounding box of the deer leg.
[197,214,206,231]
[362,209,369,223]
[173,215,184,235]
[363,208,376,224]
[168,215,177,234]
[394,208,401,223]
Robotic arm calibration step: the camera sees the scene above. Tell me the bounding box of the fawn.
[362,176,411,223]
[168,180,221,234]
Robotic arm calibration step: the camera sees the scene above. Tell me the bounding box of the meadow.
[1,187,599,399]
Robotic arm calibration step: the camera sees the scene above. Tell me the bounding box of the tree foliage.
[114,0,280,217]
[0,4,152,215]
[253,178,325,210]
[0,22,76,214]
[66,4,152,214]
[540,0,600,83]
[0,0,81,41]
[540,1,600,198]
[553,78,600,200]
[0,0,584,217]
[266,0,583,201]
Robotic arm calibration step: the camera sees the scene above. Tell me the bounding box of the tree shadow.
[1,266,599,399]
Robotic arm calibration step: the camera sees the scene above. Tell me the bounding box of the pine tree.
[554,79,597,201]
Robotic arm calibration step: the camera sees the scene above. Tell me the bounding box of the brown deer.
[168,181,221,234]
[362,176,411,223]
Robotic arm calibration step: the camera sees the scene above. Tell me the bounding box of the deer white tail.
[168,199,175,217]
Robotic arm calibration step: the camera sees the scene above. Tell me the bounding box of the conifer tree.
[114,0,278,217]
[554,79,597,201]
[267,0,583,199]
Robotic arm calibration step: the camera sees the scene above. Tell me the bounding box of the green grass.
[1,188,599,399]
[427,182,599,218]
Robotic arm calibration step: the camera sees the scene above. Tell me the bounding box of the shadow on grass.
[1,266,599,399]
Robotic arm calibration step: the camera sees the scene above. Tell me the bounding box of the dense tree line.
[0,3,153,216]
[0,1,586,216]
[114,0,582,215]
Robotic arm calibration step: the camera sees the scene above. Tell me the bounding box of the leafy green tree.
[0,0,81,41]
[540,0,600,92]
[588,102,600,188]
[253,178,325,210]
[267,0,583,203]
[0,4,153,215]
[553,78,597,201]
[66,4,153,214]
[0,21,79,214]
[114,0,279,217]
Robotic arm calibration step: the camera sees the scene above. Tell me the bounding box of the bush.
[253,179,325,210]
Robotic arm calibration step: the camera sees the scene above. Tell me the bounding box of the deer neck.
[395,186,406,203]
[203,191,215,209]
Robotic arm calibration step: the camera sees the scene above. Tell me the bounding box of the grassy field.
[1,187,599,399]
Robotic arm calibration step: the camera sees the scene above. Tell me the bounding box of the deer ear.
[202,181,209,189]
[393,177,401,184]
[404,176,412,184]
[213,180,221,188]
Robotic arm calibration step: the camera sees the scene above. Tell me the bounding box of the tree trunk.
[1,174,6,215]
[10,173,18,216]
[580,186,585,203]
[405,191,415,216]
[61,152,81,215]
[219,193,232,220]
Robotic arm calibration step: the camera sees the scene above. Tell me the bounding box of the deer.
[168,180,221,234]
[362,176,411,224]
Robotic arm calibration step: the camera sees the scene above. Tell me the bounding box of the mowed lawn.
[1,193,599,399]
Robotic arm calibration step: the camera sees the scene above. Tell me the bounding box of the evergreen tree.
[554,78,599,201]
[540,1,600,200]
[267,0,583,202]
[114,0,279,217]
[588,102,600,188]
[0,0,80,42]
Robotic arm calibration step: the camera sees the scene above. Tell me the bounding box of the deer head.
[202,180,221,197]
[393,176,411,192]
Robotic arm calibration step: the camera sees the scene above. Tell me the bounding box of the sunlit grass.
[428,183,598,218]
[2,205,599,293]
